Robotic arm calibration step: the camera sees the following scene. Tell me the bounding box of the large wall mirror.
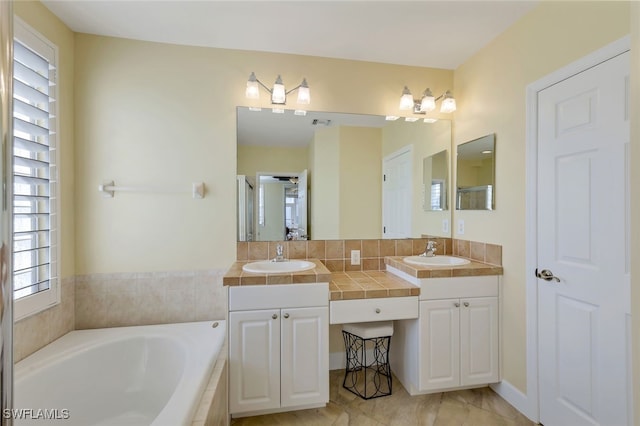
[456,133,495,210]
[237,107,452,241]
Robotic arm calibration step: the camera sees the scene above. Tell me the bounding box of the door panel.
[419,299,460,391]
[460,297,499,386]
[229,310,280,413]
[383,147,412,238]
[537,51,629,426]
[281,307,328,407]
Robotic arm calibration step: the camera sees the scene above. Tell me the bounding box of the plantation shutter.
[12,37,57,300]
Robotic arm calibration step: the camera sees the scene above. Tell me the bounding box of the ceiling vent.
[312,119,332,126]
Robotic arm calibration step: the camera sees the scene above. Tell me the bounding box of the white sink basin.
[403,255,471,267]
[242,260,316,273]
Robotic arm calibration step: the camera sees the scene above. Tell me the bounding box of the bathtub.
[14,321,226,426]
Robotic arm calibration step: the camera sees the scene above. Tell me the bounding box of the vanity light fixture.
[398,86,457,114]
[245,72,311,109]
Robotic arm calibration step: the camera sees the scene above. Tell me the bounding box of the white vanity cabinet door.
[419,299,461,391]
[281,307,329,408]
[419,296,499,392]
[229,309,281,414]
[460,297,499,386]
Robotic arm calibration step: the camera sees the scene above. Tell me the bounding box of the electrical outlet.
[351,250,361,265]
[442,219,449,234]
[457,219,465,235]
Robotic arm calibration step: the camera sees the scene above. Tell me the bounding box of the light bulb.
[399,86,414,110]
[296,78,310,105]
[245,72,259,100]
[271,75,286,104]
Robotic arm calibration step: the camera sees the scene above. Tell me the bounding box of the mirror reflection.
[237,107,452,241]
[456,133,495,210]
[423,150,448,211]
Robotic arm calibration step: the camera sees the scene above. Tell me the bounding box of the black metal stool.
[342,321,393,399]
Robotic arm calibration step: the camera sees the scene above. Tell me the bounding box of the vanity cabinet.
[419,296,498,391]
[228,284,329,416]
[390,275,500,395]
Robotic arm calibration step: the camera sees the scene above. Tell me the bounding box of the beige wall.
[338,126,382,239]
[309,126,340,239]
[453,1,630,393]
[237,145,308,178]
[74,34,453,274]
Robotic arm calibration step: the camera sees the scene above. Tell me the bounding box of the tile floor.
[231,370,537,425]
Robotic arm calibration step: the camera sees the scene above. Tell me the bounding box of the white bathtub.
[14,321,226,426]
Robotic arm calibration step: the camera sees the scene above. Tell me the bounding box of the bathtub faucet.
[272,244,286,262]
[421,241,438,257]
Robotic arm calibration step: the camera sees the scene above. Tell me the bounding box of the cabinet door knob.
[463,302,470,307]
[283,313,290,319]
[454,302,460,308]
[272,314,278,320]
[375,308,381,314]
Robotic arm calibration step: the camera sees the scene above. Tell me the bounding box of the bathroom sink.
[242,260,316,273]
[403,255,471,267]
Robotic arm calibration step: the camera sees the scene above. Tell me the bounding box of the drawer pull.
[375,308,381,314]
[272,314,278,320]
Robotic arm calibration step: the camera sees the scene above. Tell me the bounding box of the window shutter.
[12,38,57,300]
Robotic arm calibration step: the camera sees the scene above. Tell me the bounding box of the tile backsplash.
[237,237,501,270]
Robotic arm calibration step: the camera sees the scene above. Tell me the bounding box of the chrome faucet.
[421,240,438,257]
[272,244,286,262]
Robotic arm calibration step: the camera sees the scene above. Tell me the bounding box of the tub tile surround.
[192,341,228,426]
[14,276,76,363]
[75,269,228,329]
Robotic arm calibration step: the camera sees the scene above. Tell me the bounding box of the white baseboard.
[490,380,538,424]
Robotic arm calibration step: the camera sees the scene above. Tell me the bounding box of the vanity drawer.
[330,296,419,324]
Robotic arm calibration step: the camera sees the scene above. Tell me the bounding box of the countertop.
[329,271,419,301]
[223,256,502,300]
[384,256,503,278]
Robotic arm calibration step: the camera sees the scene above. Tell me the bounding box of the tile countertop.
[329,271,419,301]
[384,256,503,279]
[223,260,419,301]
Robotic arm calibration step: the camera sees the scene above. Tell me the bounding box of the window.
[12,19,59,320]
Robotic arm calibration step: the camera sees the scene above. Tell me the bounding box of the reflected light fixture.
[398,86,456,114]
[245,72,310,108]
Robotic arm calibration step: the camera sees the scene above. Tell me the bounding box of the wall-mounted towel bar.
[98,180,205,199]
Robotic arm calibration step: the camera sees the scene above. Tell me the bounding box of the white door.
[460,297,499,386]
[419,299,460,391]
[229,310,281,414]
[537,52,629,426]
[280,307,328,407]
[383,147,412,238]
[297,169,308,238]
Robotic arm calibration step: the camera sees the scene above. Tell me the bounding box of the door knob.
[535,268,560,282]
[272,314,278,319]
